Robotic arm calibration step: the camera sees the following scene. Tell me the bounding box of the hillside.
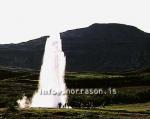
[0,36,48,70]
[61,23,150,72]
[0,23,150,72]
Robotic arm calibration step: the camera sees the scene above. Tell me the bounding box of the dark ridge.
[0,23,149,72]
[61,23,150,72]
[0,36,48,70]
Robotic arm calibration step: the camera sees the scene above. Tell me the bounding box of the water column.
[30,33,67,108]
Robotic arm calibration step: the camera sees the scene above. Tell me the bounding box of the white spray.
[17,33,67,108]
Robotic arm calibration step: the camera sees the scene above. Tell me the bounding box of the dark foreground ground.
[0,67,150,118]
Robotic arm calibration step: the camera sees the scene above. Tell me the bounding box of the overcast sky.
[0,0,150,44]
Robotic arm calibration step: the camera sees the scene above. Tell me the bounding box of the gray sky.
[0,0,150,44]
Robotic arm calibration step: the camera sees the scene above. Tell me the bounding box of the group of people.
[57,101,106,109]
[57,102,68,109]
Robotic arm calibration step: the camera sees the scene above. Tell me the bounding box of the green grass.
[66,72,125,80]
[1,106,150,119]
[104,102,150,113]
[0,68,150,118]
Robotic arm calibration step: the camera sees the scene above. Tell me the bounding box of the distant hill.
[0,23,150,72]
[0,36,48,70]
[61,23,150,72]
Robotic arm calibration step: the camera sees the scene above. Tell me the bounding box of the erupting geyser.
[31,33,67,108]
[17,33,67,108]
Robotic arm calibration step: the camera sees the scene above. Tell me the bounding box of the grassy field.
[0,104,150,119]
[104,102,150,113]
[0,67,150,118]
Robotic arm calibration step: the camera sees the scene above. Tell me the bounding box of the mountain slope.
[0,36,48,70]
[61,23,150,72]
[0,23,150,72]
